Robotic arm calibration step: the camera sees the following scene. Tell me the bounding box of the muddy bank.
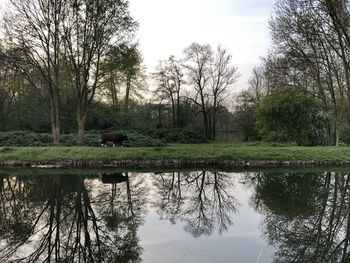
[1,159,350,168]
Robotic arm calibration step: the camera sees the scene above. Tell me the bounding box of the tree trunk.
[202,109,210,139]
[335,120,340,146]
[77,115,86,145]
[51,122,60,145]
[157,102,162,128]
[199,91,210,139]
[212,108,216,140]
[171,95,176,128]
[124,75,131,115]
[208,109,212,140]
[50,95,60,145]
[176,91,180,127]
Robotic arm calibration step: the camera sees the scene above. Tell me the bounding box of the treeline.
[234,0,350,146]
[0,0,240,145]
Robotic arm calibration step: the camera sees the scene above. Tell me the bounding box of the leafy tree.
[62,0,137,144]
[256,90,328,146]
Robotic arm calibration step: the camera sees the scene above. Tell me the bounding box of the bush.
[123,131,166,147]
[0,131,166,147]
[340,124,350,144]
[145,128,207,143]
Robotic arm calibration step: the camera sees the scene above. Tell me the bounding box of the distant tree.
[183,43,213,139]
[0,55,18,131]
[153,55,184,128]
[232,90,259,141]
[209,46,239,140]
[247,66,268,104]
[184,43,239,139]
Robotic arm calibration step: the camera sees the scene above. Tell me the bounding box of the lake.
[0,169,348,262]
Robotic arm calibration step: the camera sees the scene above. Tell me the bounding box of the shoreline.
[1,159,350,168]
[2,144,350,168]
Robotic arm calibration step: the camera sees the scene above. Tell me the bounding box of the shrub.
[145,128,206,143]
[123,131,166,147]
[0,131,166,147]
[340,124,350,144]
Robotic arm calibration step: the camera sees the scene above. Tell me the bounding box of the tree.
[153,55,184,128]
[62,0,137,144]
[267,0,350,145]
[0,54,18,131]
[209,46,239,140]
[256,89,327,146]
[4,0,66,144]
[184,43,239,140]
[247,66,268,104]
[184,43,213,139]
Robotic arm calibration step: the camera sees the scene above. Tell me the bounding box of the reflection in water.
[0,173,147,263]
[1,170,350,262]
[247,171,350,263]
[152,171,238,237]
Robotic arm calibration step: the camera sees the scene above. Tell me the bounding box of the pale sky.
[0,0,274,90]
[129,0,274,90]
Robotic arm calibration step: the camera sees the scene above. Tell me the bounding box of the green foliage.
[256,90,328,146]
[0,131,165,147]
[145,128,207,143]
[340,124,350,144]
[232,103,260,141]
[123,131,166,147]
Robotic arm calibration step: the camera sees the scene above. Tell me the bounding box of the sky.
[129,0,274,90]
[0,0,274,90]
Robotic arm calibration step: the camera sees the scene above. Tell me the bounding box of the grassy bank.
[1,143,350,163]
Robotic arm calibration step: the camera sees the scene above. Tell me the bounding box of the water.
[0,169,349,262]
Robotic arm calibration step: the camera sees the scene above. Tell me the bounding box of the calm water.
[0,169,349,262]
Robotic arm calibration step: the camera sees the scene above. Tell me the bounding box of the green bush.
[0,131,166,147]
[123,131,166,147]
[340,124,350,144]
[145,128,206,143]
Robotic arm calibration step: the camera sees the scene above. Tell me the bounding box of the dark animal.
[101,173,128,184]
[100,132,128,147]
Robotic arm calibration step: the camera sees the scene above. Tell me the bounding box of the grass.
[1,142,350,162]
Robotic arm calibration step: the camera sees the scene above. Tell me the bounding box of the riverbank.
[1,143,350,168]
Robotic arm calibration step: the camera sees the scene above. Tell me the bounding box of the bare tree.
[184,43,239,139]
[184,43,213,139]
[153,55,184,128]
[209,46,239,140]
[4,0,65,144]
[248,66,267,104]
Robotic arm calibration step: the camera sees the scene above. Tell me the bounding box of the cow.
[100,132,128,147]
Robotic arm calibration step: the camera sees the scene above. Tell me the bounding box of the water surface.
[0,169,348,262]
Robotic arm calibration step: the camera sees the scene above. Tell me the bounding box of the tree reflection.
[0,172,147,263]
[248,171,350,263]
[152,171,238,237]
